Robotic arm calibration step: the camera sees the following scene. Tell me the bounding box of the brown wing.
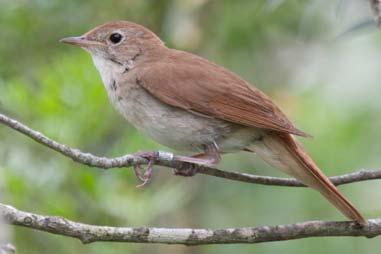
[135,50,309,137]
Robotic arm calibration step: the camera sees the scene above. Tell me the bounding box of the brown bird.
[61,21,366,224]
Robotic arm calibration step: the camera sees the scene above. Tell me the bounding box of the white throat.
[91,55,126,88]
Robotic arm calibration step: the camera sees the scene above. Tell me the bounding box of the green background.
[1,0,380,253]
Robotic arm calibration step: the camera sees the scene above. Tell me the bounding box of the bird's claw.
[135,160,154,188]
[133,151,158,187]
[173,163,199,177]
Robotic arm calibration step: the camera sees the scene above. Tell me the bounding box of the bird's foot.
[173,145,221,177]
[173,162,199,177]
[133,151,158,187]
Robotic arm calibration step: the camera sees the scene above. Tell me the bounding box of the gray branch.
[0,203,380,245]
[1,113,381,244]
[1,113,381,187]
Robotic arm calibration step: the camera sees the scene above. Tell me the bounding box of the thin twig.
[0,203,379,245]
[1,113,381,187]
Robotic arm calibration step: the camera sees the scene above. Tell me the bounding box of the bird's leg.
[173,143,221,177]
[133,151,157,187]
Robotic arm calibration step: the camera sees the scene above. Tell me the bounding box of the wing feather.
[135,50,309,137]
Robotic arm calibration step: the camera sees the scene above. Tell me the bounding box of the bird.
[60,21,366,224]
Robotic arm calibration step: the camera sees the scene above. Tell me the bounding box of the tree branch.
[1,113,381,187]
[0,203,379,245]
[1,114,381,245]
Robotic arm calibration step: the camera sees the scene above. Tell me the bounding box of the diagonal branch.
[0,203,380,245]
[1,114,380,245]
[1,113,381,187]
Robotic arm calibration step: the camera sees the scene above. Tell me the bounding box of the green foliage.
[1,0,380,253]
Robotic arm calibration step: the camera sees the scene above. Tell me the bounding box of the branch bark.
[1,113,381,187]
[0,203,379,245]
[1,113,381,245]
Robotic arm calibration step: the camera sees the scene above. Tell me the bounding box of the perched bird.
[61,21,366,224]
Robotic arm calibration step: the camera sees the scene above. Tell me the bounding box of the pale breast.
[113,80,233,151]
[92,56,261,152]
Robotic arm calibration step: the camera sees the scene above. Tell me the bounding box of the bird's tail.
[252,132,366,225]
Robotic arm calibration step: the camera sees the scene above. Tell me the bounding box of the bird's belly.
[108,81,260,152]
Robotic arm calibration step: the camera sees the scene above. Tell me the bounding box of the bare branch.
[1,203,380,245]
[1,113,381,187]
[1,114,380,245]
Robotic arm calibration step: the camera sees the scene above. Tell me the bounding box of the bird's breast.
[110,79,233,151]
[92,56,261,152]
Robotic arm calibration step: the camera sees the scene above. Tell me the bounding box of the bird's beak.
[60,36,104,47]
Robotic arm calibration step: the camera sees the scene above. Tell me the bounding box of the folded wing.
[136,51,308,137]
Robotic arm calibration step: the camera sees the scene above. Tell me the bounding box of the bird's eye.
[109,33,123,44]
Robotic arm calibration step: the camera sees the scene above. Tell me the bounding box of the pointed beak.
[60,36,104,47]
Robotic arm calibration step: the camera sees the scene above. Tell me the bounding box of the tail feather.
[252,132,366,225]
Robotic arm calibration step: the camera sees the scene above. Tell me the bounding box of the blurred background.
[0,0,380,253]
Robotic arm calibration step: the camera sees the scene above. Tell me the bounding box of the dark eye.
[109,33,123,44]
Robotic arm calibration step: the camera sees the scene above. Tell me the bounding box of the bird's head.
[60,21,164,64]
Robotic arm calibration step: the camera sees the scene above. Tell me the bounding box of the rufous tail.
[252,132,367,225]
